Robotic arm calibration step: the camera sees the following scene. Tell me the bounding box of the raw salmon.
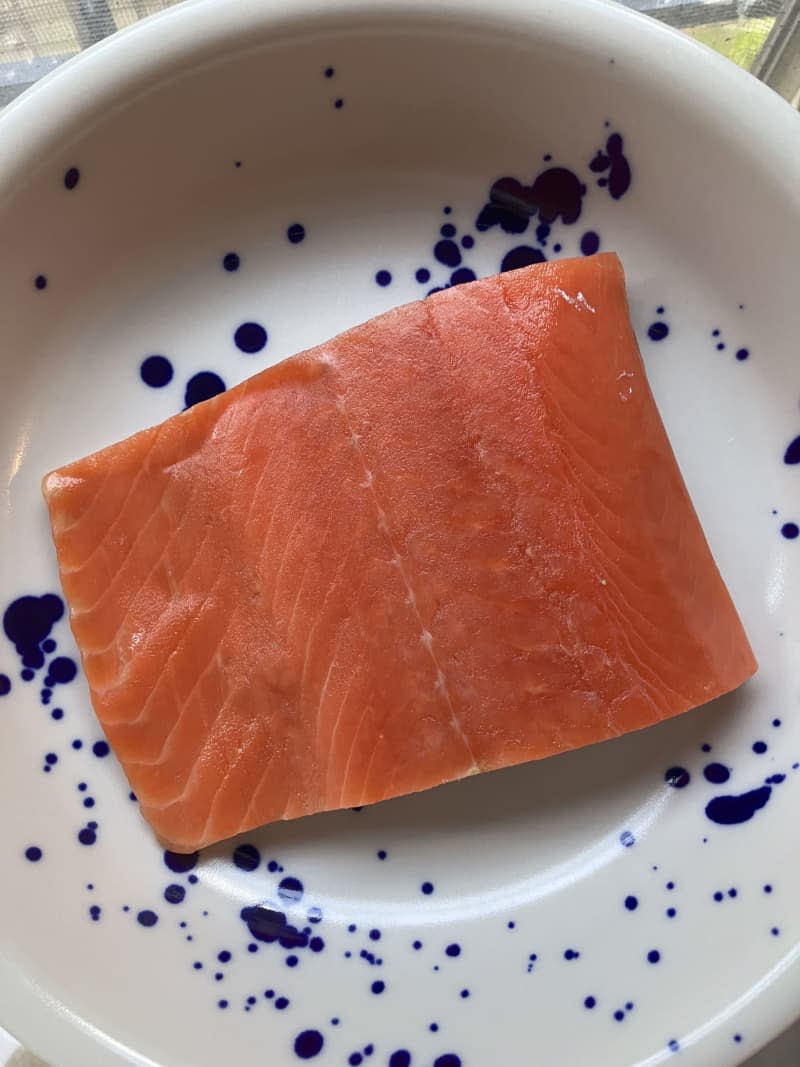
[42,254,756,852]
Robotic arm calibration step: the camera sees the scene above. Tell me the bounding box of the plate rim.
[1,1,799,1065]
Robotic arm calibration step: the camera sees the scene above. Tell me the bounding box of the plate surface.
[1,2,799,1066]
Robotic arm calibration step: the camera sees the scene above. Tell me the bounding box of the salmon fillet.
[42,254,757,852]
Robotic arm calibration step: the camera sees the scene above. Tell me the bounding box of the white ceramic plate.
[1,2,799,1065]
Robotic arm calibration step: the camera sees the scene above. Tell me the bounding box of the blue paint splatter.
[783,436,800,464]
[185,371,225,408]
[234,322,268,354]
[3,594,64,670]
[706,786,771,825]
[665,766,690,788]
[704,763,730,784]
[140,355,174,388]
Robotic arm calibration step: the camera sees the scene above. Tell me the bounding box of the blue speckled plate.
[1,2,799,1065]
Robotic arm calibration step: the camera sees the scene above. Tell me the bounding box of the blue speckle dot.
[51,708,63,720]
[772,718,781,728]
[734,1034,742,1043]
[72,739,82,750]
[92,740,109,758]
[666,881,675,891]
[21,669,34,682]
[389,1053,410,1067]
[223,252,240,272]
[78,827,96,846]
[736,348,749,361]
[781,522,799,540]
[286,955,299,968]
[647,949,661,964]
[429,1023,439,1033]
[45,752,57,765]
[624,895,638,911]
[34,274,47,291]
[781,438,799,466]
[665,766,690,788]
[83,797,95,809]
[450,268,477,286]
[440,223,456,238]
[446,943,461,958]
[669,1040,680,1053]
[369,929,381,941]
[371,980,385,995]
[137,910,158,927]
[0,674,10,696]
[714,891,724,902]
[580,231,600,256]
[218,999,228,1010]
[277,875,303,901]
[140,355,173,388]
[164,850,198,873]
[667,907,677,918]
[47,656,76,685]
[564,948,579,960]
[704,763,730,784]
[434,240,461,268]
[185,371,226,408]
[234,322,267,354]
[164,884,186,904]
[764,884,773,894]
[648,322,669,342]
[712,329,720,337]
[753,740,768,754]
[507,921,515,929]
[614,1010,625,1022]
[375,270,392,287]
[294,1030,324,1058]
[421,882,434,895]
[324,67,334,78]
[584,996,596,1009]
[620,831,635,848]
[377,850,387,860]
[716,342,726,351]
[413,940,422,950]
[287,223,306,244]
[64,167,80,190]
[771,927,780,936]
[349,1054,363,1066]
[334,98,344,109]
[415,267,430,283]
[89,905,101,921]
[25,846,42,862]
[461,235,474,249]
